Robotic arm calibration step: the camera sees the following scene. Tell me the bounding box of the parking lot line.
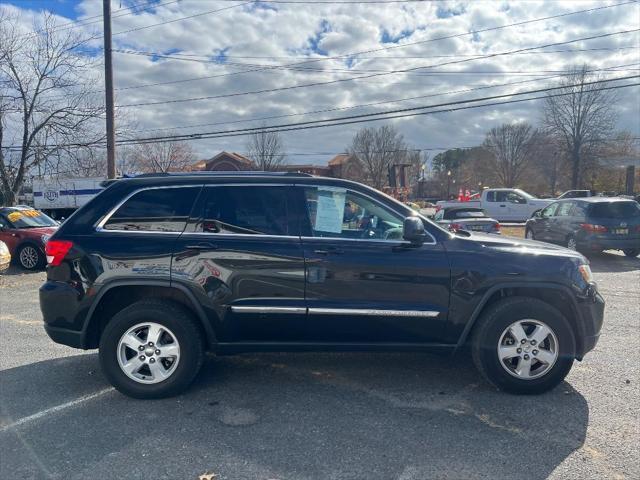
[0,387,114,433]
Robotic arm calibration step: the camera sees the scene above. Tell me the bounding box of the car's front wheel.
[525,228,535,240]
[623,248,639,257]
[99,300,204,399]
[471,297,575,394]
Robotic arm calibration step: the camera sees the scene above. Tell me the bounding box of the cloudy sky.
[3,0,639,166]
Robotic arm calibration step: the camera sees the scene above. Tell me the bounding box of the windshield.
[588,202,640,219]
[2,209,58,228]
[514,189,536,199]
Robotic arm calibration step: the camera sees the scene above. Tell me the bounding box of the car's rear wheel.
[471,297,575,394]
[17,244,44,270]
[99,300,204,399]
[623,248,639,257]
[566,235,577,251]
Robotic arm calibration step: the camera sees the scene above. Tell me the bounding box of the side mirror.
[532,210,542,218]
[403,217,427,245]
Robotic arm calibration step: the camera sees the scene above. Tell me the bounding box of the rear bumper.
[40,280,89,349]
[580,235,640,251]
[44,324,85,348]
[576,291,605,359]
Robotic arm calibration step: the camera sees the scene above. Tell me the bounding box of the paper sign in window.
[314,187,346,234]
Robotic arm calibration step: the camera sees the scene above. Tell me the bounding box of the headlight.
[0,242,8,255]
[578,264,594,284]
[41,234,51,245]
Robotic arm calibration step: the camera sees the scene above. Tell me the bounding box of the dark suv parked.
[40,173,604,398]
[525,198,640,256]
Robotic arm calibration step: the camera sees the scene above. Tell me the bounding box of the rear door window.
[588,202,640,218]
[195,186,291,236]
[103,187,200,232]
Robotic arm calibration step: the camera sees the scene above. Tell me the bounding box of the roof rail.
[99,171,315,187]
[150,171,314,177]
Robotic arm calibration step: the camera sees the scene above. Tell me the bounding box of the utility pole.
[103,0,116,179]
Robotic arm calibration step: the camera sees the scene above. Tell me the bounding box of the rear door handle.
[499,204,507,207]
[313,247,344,255]
[186,242,218,250]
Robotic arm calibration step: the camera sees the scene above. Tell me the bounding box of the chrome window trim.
[181,232,300,241]
[231,306,306,314]
[308,308,440,318]
[95,184,203,233]
[94,181,437,245]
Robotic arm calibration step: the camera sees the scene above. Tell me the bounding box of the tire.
[525,228,535,240]
[99,299,204,399]
[471,297,575,395]
[623,249,640,257]
[17,244,45,270]
[566,235,578,251]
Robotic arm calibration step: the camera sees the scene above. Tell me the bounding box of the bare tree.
[0,11,104,205]
[543,64,618,189]
[245,125,287,171]
[347,125,408,190]
[133,141,196,173]
[483,122,538,187]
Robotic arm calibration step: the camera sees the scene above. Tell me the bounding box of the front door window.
[303,187,404,241]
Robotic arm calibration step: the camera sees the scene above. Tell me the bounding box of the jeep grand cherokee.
[40,172,604,398]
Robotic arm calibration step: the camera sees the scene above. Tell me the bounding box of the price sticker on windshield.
[7,211,23,222]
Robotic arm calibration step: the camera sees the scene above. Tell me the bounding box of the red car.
[0,207,58,270]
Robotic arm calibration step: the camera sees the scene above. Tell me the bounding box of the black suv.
[40,173,604,398]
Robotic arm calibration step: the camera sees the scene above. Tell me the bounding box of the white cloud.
[3,0,639,163]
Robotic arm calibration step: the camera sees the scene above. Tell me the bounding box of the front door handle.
[313,247,344,255]
[499,204,507,207]
[186,242,218,250]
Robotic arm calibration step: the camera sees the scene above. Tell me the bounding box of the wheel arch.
[83,280,217,351]
[455,282,585,357]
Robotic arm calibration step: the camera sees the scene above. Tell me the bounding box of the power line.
[87,0,639,97]
[44,46,633,98]
[113,76,640,144]
[127,63,640,134]
[115,29,640,108]
[15,0,182,39]
[111,1,252,36]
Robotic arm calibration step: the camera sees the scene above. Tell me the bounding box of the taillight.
[580,223,607,233]
[45,240,73,266]
[493,222,501,232]
[450,222,463,232]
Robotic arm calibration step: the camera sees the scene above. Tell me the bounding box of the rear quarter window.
[103,187,200,232]
[588,202,640,219]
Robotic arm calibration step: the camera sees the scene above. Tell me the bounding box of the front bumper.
[0,255,10,272]
[576,291,605,359]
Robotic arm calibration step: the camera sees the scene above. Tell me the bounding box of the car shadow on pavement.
[587,250,640,273]
[0,352,588,480]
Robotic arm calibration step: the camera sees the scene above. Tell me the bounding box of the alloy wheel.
[497,319,559,380]
[117,322,181,384]
[19,246,39,269]
[525,230,534,240]
[567,237,577,250]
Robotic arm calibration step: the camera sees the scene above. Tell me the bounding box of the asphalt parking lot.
[0,251,639,480]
